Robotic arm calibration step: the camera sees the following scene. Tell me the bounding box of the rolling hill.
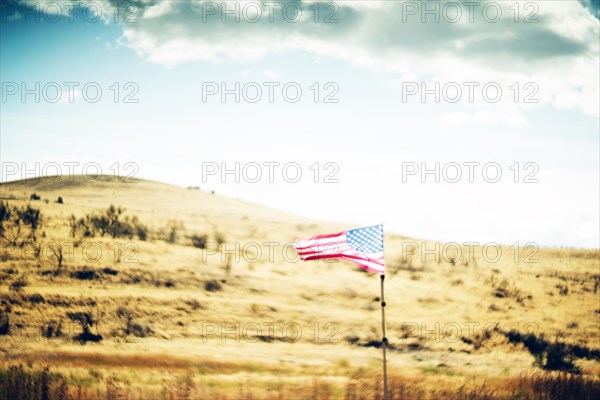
[0,176,599,399]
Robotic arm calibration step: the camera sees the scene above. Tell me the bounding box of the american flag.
[294,224,384,274]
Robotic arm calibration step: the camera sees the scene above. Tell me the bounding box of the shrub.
[19,204,42,241]
[190,234,208,249]
[9,275,28,292]
[67,311,102,343]
[213,230,226,250]
[70,206,148,240]
[71,214,95,238]
[102,267,118,276]
[184,298,203,310]
[91,205,123,237]
[0,309,9,335]
[111,217,135,239]
[204,280,222,292]
[545,342,578,372]
[28,293,45,304]
[557,283,569,296]
[494,278,527,303]
[130,322,153,338]
[116,306,152,338]
[29,193,41,201]
[134,220,149,241]
[116,306,133,332]
[56,196,63,204]
[71,267,98,281]
[0,203,43,245]
[164,278,176,288]
[167,220,184,243]
[0,201,11,239]
[41,319,63,339]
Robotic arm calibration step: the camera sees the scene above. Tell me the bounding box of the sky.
[1,0,599,248]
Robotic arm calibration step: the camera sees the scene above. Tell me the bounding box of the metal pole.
[380,274,389,400]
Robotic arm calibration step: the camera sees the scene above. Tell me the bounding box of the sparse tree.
[18,204,42,243]
[67,311,94,335]
[67,310,102,342]
[49,242,64,275]
[0,202,24,246]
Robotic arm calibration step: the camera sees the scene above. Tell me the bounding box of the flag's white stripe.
[297,244,353,254]
[294,236,347,249]
[295,242,349,252]
[294,227,384,274]
[339,254,385,269]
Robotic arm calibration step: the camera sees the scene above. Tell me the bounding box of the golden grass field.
[0,176,599,399]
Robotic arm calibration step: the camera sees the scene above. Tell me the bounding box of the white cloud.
[142,1,177,20]
[262,69,280,79]
[107,0,599,117]
[442,109,529,127]
[56,88,81,104]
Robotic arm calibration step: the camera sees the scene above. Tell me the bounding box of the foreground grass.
[1,364,599,400]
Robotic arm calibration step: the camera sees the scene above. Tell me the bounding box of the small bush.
[56,196,64,204]
[184,298,203,310]
[190,234,208,249]
[74,214,96,238]
[30,193,41,201]
[116,306,153,338]
[9,275,28,292]
[167,220,184,244]
[213,230,226,249]
[557,283,569,296]
[130,322,153,338]
[102,267,118,276]
[28,293,45,304]
[204,280,222,292]
[494,278,528,303]
[41,319,63,339]
[164,278,176,288]
[0,309,10,335]
[134,220,149,241]
[71,268,98,281]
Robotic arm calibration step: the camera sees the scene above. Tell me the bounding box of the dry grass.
[2,364,599,400]
[1,176,599,399]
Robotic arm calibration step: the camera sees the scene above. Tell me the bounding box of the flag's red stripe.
[294,226,385,274]
[306,232,344,240]
[297,244,350,252]
[300,254,342,261]
[294,239,348,250]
